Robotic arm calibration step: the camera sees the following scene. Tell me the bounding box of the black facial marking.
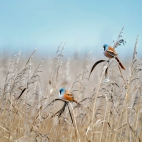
[103,46,105,51]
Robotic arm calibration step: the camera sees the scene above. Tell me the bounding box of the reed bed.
[0,35,142,142]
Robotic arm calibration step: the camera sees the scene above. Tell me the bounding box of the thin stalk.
[100,94,109,142]
[90,63,108,141]
[69,103,81,142]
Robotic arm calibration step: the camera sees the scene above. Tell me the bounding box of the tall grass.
[0,39,142,142]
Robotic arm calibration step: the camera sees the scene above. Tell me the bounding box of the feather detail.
[66,90,74,97]
[107,50,118,56]
[115,57,125,70]
[73,99,80,105]
[107,46,116,52]
[106,50,117,57]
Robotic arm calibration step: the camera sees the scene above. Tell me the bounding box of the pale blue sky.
[0,0,142,57]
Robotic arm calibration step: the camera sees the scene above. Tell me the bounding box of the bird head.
[103,44,108,51]
[59,88,65,94]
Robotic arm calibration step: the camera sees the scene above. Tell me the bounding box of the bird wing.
[66,90,74,98]
[106,49,118,57]
[107,47,118,55]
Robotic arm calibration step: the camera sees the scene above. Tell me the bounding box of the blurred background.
[0,0,142,59]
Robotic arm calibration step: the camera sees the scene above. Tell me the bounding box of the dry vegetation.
[0,32,142,142]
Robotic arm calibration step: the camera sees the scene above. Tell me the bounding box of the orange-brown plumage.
[115,57,125,70]
[59,88,80,104]
[103,44,125,70]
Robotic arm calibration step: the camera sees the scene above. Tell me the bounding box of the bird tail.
[115,57,125,70]
[73,99,80,105]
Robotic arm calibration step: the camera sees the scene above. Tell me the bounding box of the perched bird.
[103,44,125,70]
[59,88,79,104]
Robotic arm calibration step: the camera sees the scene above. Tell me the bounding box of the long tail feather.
[88,60,106,79]
[115,57,125,70]
[73,99,80,105]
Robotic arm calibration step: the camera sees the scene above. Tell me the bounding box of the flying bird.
[103,44,125,70]
[59,88,80,105]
